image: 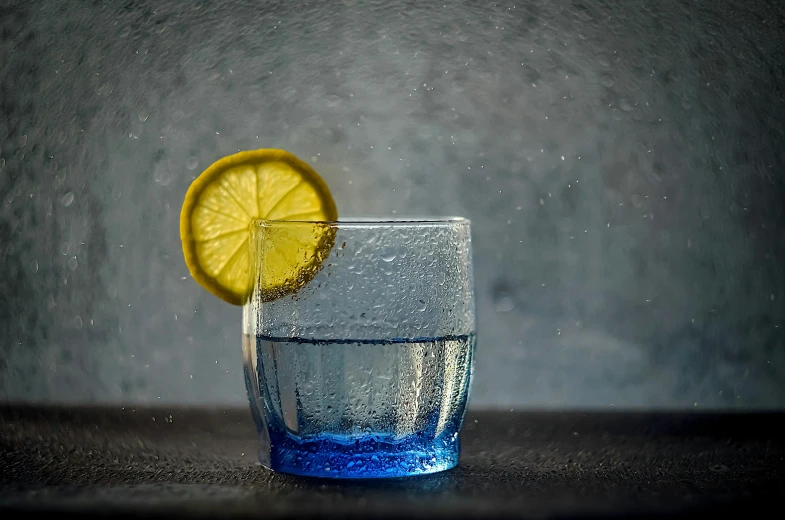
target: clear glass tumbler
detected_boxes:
[242,218,475,478]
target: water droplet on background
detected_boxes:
[61,192,75,207]
[326,95,342,108]
[494,296,516,313]
[153,161,175,186]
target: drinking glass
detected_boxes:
[242,218,475,478]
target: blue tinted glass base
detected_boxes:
[263,431,460,478]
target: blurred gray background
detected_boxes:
[1,0,784,409]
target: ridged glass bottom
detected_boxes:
[242,333,474,478]
[265,425,459,478]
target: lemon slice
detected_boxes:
[180,149,337,305]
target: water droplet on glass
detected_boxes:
[186,156,198,170]
[381,252,396,262]
[119,26,131,38]
[0,158,5,170]
[61,192,74,207]
[67,256,78,271]
[30,260,39,273]
[19,134,27,147]
[108,285,118,299]
[74,315,83,329]
[138,110,149,122]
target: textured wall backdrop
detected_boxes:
[1,0,784,408]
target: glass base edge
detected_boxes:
[259,439,460,479]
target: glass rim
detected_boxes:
[252,216,470,227]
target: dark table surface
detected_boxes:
[0,404,783,519]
